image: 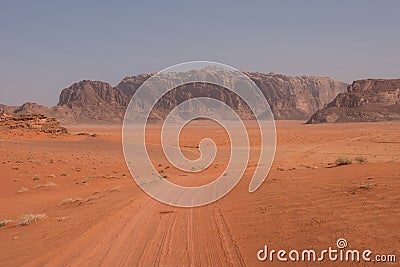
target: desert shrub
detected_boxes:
[59,198,83,206]
[16,187,29,194]
[334,157,353,166]
[32,175,41,181]
[33,182,57,190]
[0,219,13,227]
[354,156,367,163]
[83,196,98,203]
[18,214,47,226]
[106,185,121,192]
[359,183,373,189]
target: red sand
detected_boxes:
[0,121,399,266]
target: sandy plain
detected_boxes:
[0,120,399,266]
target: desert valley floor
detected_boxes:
[0,120,399,266]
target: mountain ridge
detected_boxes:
[0,71,348,123]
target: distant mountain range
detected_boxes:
[3,70,400,124]
[0,71,348,123]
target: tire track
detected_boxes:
[186,208,195,266]
[25,181,244,266]
[214,205,246,267]
[153,212,177,266]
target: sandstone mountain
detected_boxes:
[1,71,348,123]
[307,79,400,124]
[117,71,347,121]
[58,80,129,122]
[0,81,128,123]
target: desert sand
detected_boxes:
[0,120,399,266]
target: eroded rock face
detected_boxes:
[0,113,68,135]
[58,80,129,122]
[245,72,347,119]
[117,71,347,120]
[307,79,400,124]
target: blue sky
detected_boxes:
[1,1,399,106]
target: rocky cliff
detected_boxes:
[57,80,129,122]
[117,71,347,120]
[246,72,347,119]
[307,79,400,123]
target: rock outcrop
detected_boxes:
[0,104,17,114]
[307,79,400,123]
[0,102,76,123]
[0,113,68,135]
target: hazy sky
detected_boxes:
[1,1,399,106]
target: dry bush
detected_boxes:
[359,183,374,189]
[83,196,98,203]
[0,219,13,227]
[34,182,57,190]
[354,156,367,163]
[334,157,353,166]
[106,185,121,192]
[18,214,47,226]
[59,198,83,206]
[16,187,29,194]
[32,175,41,181]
